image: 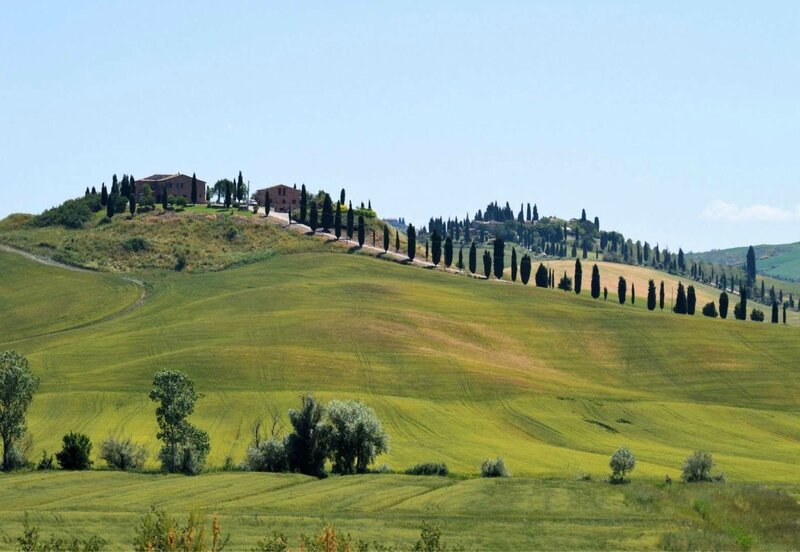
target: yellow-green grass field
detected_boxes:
[1,233,799,548]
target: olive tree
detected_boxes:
[149,370,210,475]
[609,446,636,483]
[681,450,717,482]
[325,400,389,474]
[0,351,39,471]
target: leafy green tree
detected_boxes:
[299,184,308,223]
[0,351,39,471]
[56,432,93,470]
[346,201,355,239]
[617,276,627,304]
[407,224,416,261]
[574,258,582,294]
[149,370,210,475]
[493,238,505,279]
[190,173,197,204]
[535,263,549,287]
[309,202,318,234]
[719,292,729,319]
[357,214,365,246]
[285,394,328,477]
[520,254,531,284]
[510,247,518,282]
[647,279,656,310]
[610,447,636,483]
[483,250,492,278]
[431,230,442,266]
[591,264,600,299]
[687,285,697,315]
[444,236,453,268]
[321,194,334,231]
[383,224,390,252]
[325,400,389,474]
[681,450,715,483]
[469,242,477,274]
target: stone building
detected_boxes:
[254,184,300,213]
[135,173,206,204]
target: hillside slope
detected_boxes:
[690,242,800,282]
[2,245,798,482]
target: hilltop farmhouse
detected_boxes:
[254,184,299,213]
[135,173,206,204]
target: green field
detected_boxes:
[690,242,800,283]
[1,216,800,549]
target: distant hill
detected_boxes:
[689,242,800,282]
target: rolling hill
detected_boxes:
[689,242,800,282]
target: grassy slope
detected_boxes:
[689,242,800,282]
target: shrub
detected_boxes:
[702,301,718,318]
[32,197,94,228]
[750,309,765,322]
[480,457,510,478]
[405,462,449,476]
[55,432,93,470]
[16,513,105,552]
[36,450,55,470]
[252,531,289,552]
[132,507,227,552]
[113,194,129,214]
[371,463,393,474]
[246,437,289,472]
[121,237,149,252]
[99,436,147,471]
[681,450,715,482]
[174,251,187,271]
[609,446,636,483]
[158,433,209,476]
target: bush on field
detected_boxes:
[121,237,149,252]
[252,531,289,552]
[405,462,449,476]
[609,446,636,483]
[702,301,718,318]
[681,450,723,483]
[32,196,98,228]
[17,513,105,552]
[100,435,148,471]
[37,450,55,470]
[132,507,227,552]
[55,432,93,470]
[750,309,765,322]
[480,457,510,478]
[246,437,289,473]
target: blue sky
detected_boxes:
[1,1,798,251]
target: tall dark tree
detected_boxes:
[224,181,232,208]
[334,202,342,239]
[535,263,549,288]
[674,283,688,314]
[264,192,271,218]
[510,247,518,282]
[285,394,328,477]
[772,301,779,323]
[659,281,665,311]
[574,258,582,294]
[395,229,400,253]
[321,194,334,231]
[0,351,40,471]
[431,230,442,266]
[746,245,756,286]
[120,175,130,199]
[340,188,346,205]
[594,216,600,231]
[309,201,318,234]
[444,236,453,268]
[237,171,245,202]
[357,214,365,247]
[191,173,198,204]
[782,302,787,324]
[631,282,635,304]
[469,242,477,274]
[457,247,464,270]
[591,264,600,299]
[346,201,355,239]
[581,208,587,222]
[425,241,429,261]
[111,174,119,196]
[100,183,108,206]
[299,184,308,224]
[129,194,136,216]
[482,250,492,278]
[520,254,531,284]
[407,224,416,261]
[735,285,748,320]
[526,203,532,221]
[532,204,539,221]
[647,280,656,310]
[493,238,505,279]
[677,248,686,272]
[617,276,627,305]
[687,285,697,315]
[383,224,390,252]
[106,194,116,218]
[719,291,729,319]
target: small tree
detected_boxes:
[480,457,510,478]
[687,285,697,315]
[617,276,627,305]
[56,432,93,470]
[574,258,582,294]
[647,279,657,310]
[431,230,442,266]
[482,250,492,278]
[139,185,155,211]
[309,202,318,234]
[659,281,665,310]
[357,215,365,247]
[325,400,389,474]
[285,394,328,477]
[0,351,39,471]
[321,193,334,231]
[468,242,477,274]
[718,292,729,319]
[100,435,147,471]
[535,263,549,287]
[750,308,765,322]
[681,450,715,482]
[493,238,505,279]
[407,225,416,261]
[190,173,198,204]
[591,264,600,299]
[129,194,137,216]
[264,192,271,218]
[557,272,572,291]
[395,229,400,253]
[383,224,390,252]
[609,446,636,483]
[772,301,779,323]
[674,282,687,314]
[510,247,518,282]
[520,254,531,285]
[444,236,453,268]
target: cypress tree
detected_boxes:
[395,229,400,253]
[772,301,779,323]
[191,173,198,204]
[510,247,518,282]
[346,201,354,239]
[111,174,119,196]
[674,283,688,314]
[425,241,429,262]
[262,192,270,218]
[129,194,136,216]
[618,276,627,305]
[519,254,531,284]
[334,202,342,239]
[106,194,116,218]
[162,186,169,210]
[431,230,442,266]
[340,188,346,205]
[91,186,97,195]
[407,224,416,261]
[594,216,599,231]
[101,183,108,206]
[535,263,548,288]
[84,186,90,197]
[483,250,492,278]
[526,203,531,221]
[574,258,582,294]
[746,245,756,286]
[383,224,390,252]
[444,236,453,268]
[659,281,665,310]
[309,201,318,234]
[581,208,586,222]
[457,247,464,270]
[631,282,635,304]
[687,285,697,315]
[300,184,308,223]
[237,171,245,202]
[224,181,232,208]
[734,285,748,320]
[719,292,729,319]
[783,302,787,324]
[591,264,600,299]
[469,242,477,274]
[604,287,608,301]
[321,194,334,231]
[760,280,765,301]
[493,238,505,279]
[647,279,656,310]
[357,215,365,246]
